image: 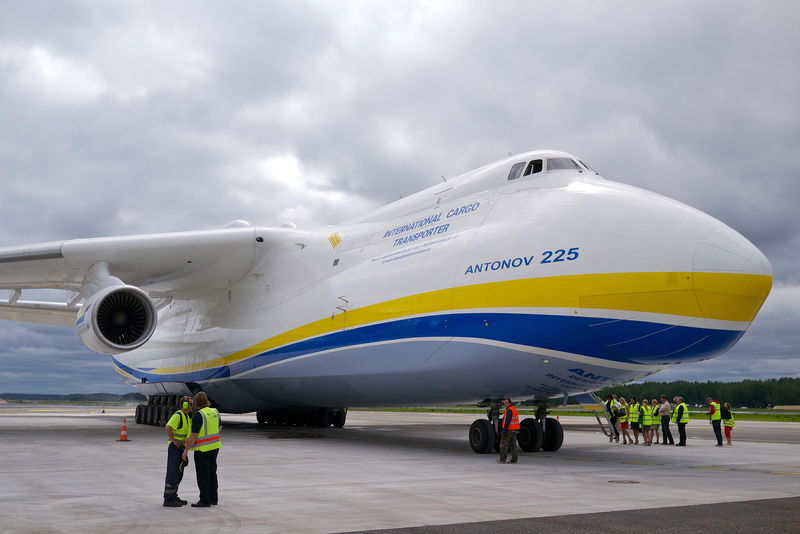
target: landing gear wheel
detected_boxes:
[518,418,544,452]
[134,404,144,425]
[332,408,347,428]
[256,410,267,425]
[469,419,496,454]
[542,417,564,451]
[313,408,333,428]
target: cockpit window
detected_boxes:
[579,160,599,174]
[507,162,525,181]
[547,158,581,171]
[524,159,543,176]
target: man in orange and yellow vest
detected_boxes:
[498,398,520,464]
[182,391,221,507]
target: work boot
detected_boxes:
[163,500,182,507]
[496,459,506,464]
[177,498,188,505]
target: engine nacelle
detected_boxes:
[76,285,158,355]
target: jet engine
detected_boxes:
[76,285,158,355]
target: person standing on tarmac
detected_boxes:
[618,397,632,445]
[650,399,661,444]
[707,397,724,447]
[640,399,652,446]
[497,398,520,464]
[721,401,736,446]
[672,396,689,446]
[659,395,674,445]
[163,396,194,507]
[182,392,221,507]
[629,397,641,444]
[605,394,620,443]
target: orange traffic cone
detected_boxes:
[117,417,131,442]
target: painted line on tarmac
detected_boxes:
[623,461,662,466]
[769,471,800,475]
[689,466,734,471]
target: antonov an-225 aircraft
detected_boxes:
[0,150,772,453]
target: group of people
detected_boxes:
[162,391,222,507]
[604,394,736,447]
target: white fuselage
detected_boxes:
[113,151,772,412]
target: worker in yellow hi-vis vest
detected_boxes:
[707,397,723,447]
[182,391,222,507]
[163,395,194,507]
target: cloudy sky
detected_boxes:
[0,1,797,394]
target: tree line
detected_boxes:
[596,378,800,408]
[0,392,146,402]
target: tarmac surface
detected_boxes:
[1,405,799,534]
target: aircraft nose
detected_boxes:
[691,224,773,323]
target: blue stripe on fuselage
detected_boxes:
[114,312,743,383]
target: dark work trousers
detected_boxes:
[499,431,518,463]
[194,448,219,505]
[677,422,687,445]
[712,419,723,445]
[163,443,187,502]
[661,416,674,444]
[609,415,620,440]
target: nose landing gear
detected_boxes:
[468,399,563,454]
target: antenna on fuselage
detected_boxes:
[440,175,447,183]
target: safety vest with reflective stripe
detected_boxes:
[642,405,653,426]
[618,406,628,423]
[192,407,221,452]
[166,410,192,444]
[710,401,721,421]
[723,412,736,428]
[629,403,640,423]
[505,406,520,431]
[672,403,689,424]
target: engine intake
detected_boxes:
[76,285,158,355]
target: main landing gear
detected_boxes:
[135,394,185,426]
[469,399,563,454]
[256,407,347,429]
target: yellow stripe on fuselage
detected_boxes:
[151,271,771,374]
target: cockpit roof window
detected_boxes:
[547,158,581,172]
[507,162,525,181]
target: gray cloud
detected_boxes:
[0,1,797,392]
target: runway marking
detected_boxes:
[769,471,800,475]
[622,461,662,466]
[690,466,734,471]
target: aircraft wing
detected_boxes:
[0,227,258,326]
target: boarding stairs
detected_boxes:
[572,392,616,439]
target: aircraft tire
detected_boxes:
[332,408,347,428]
[134,404,144,425]
[542,418,564,451]
[469,419,496,454]
[518,418,544,452]
[146,405,155,425]
[314,408,332,428]
[256,410,267,425]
